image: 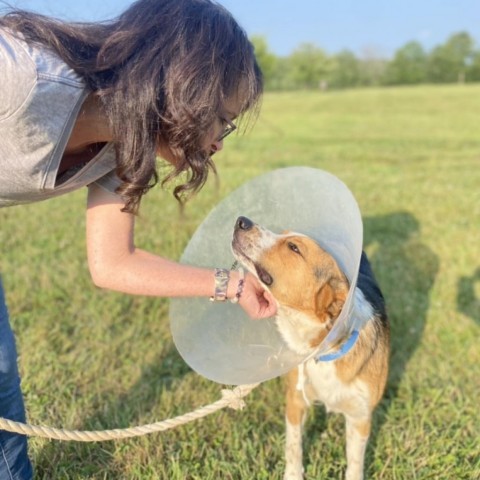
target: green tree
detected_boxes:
[467,50,480,81]
[250,35,278,89]
[269,56,296,90]
[287,43,331,89]
[427,32,475,83]
[328,50,361,89]
[357,47,388,86]
[384,41,427,85]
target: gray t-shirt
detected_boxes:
[0,27,121,208]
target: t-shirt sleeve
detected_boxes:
[91,169,124,196]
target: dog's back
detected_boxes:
[357,252,387,324]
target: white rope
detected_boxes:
[0,383,260,442]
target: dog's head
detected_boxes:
[232,216,349,330]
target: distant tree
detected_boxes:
[467,50,480,81]
[427,32,475,83]
[249,30,479,91]
[250,35,278,89]
[357,47,388,86]
[287,43,332,89]
[269,56,296,90]
[328,50,361,89]
[384,41,427,85]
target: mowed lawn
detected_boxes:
[0,84,479,479]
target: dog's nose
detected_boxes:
[236,216,254,231]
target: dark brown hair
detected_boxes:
[0,0,263,213]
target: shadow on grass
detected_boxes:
[362,211,439,474]
[457,267,480,324]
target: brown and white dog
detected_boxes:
[232,216,389,480]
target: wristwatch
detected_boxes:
[209,268,230,302]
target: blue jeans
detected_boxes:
[0,280,33,479]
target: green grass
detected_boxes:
[1,84,479,479]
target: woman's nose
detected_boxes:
[210,139,224,155]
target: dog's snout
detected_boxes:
[236,216,254,231]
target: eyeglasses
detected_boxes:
[217,117,237,142]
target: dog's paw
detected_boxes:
[345,466,364,480]
[283,466,304,480]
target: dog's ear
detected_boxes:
[314,279,348,324]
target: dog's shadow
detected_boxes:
[303,211,439,474]
[364,211,439,388]
[457,267,480,324]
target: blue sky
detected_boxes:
[6,0,480,58]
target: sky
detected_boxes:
[4,0,480,58]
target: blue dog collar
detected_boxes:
[315,329,360,362]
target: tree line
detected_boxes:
[252,32,480,90]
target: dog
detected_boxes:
[231,216,389,480]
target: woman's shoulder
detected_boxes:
[0,27,86,121]
[0,27,37,121]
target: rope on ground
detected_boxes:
[0,383,260,442]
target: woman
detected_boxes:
[0,0,276,476]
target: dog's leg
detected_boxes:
[284,367,308,480]
[344,415,371,480]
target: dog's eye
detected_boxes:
[288,242,301,254]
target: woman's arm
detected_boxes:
[86,184,277,318]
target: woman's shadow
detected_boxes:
[361,211,439,468]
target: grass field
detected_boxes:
[1,84,479,479]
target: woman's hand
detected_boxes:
[228,271,277,319]
[87,185,277,318]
